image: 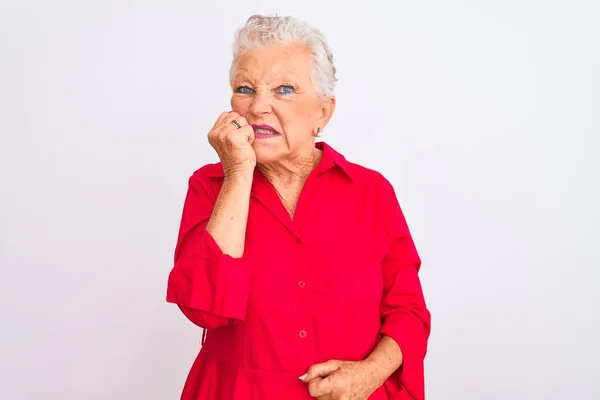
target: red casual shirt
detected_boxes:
[167,142,431,399]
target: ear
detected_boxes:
[316,95,336,129]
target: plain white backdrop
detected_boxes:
[1,1,599,399]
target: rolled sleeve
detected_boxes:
[166,170,253,327]
[379,180,431,399]
[167,228,252,321]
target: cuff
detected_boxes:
[381,314,428,400]
[167,230,252,321]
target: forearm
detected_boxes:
[365,335,404,389]
[205,172,253,257]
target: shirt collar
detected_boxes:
[313,141,354,180]
[204,141,354,181]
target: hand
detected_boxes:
[300,359,380,400]
[207,111,256,177]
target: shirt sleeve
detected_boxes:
[379,180,431,400]
[166,172,253,329]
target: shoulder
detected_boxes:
[188,162,224,188]
[191,162,224,179]
[343,160,414,238]
[343,158,397,196]
[185,162,224,198]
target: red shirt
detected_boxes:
[167,142,431,400]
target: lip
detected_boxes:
[252,124,281,139]
[252,124,279,133]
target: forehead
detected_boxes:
[233,45,312,82]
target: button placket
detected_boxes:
[295,240,311,352]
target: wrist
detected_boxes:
[223,168,254,183]
[361,359,387,391]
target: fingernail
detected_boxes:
[298,373,308,380]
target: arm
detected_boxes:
[206,172,253,257]
[363,335,403,386]
[378,180,431,399]
[301,180,430,400]
[301,338,402,399]
[166,170,254,329]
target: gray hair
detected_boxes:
[229,14,337,97]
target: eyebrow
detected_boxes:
[232,70,302,84]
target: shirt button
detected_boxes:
[298,280,306,288]
[299,329,307,338]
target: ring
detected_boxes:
[231,119,242,129]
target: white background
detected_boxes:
[1,1,599,399]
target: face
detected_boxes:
[230,45,335,164]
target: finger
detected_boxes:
[220,124,252,146]
[240,124,255,144]
[223,115,247,132]
[214,111,234,127]
[233,115,248,128]
[317,394,335,400]
[221,112,242,127]
[214,114,247,140]
[301,360,341,382]
[225,124,255,145]
[308,378,333,398]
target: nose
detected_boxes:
[249,91,272,117]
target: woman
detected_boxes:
[167,14,430,400]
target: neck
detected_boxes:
[258,146,323,188]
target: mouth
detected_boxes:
[252,124,281,139]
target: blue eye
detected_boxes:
[276,85,296,95]
[236,86,254,94]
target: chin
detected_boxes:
[253,143,283,165]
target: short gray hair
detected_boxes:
[229,14,337,97]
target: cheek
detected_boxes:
[230,96,249,114]
[276,100,310,127]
